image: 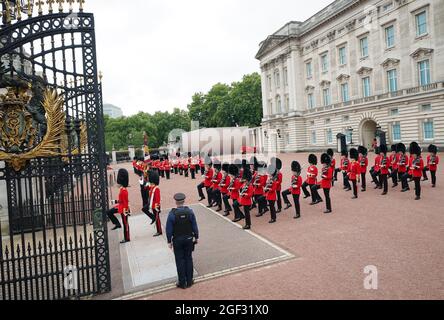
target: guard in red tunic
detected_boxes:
[189,153,197,180]
[282,161,303,219]
[274,158,283,213]
[209,162,223,211]
[236,168,255,230]
[389,145,399,188]
[302,154,321,205]
[164,155,171,180]
[370,147,382,189]
[397,143,409,192]
[219,163,232,216]
[142,170,163,237]
[423,144,439,187]
[327,149,336,187]
[340,150,351,191]
[348,148,360,199]
[197,157,214,205]
[229,165,245,223]
[253,162,268,216]
[264,164,280,224]
[311,154,334,214]
[410,142,424,200]
[107,169,131,243]
[379,145,390,195]
[159,157,165,178]
[358,146,368,192]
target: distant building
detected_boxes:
[103,104,123,118]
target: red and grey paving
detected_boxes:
[107,152,444,300]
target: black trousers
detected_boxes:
[243,205,251,227]
[361,173,367,190]
[190,169,196,180]
[141,185,149,207]
[212,189,222,207]
[165,170,170,180]
[201,167,205,176]
[423,168,437,185]
[268,200,277,221]
[312,186,331,211]
[351,180,358,197]
[370,169,380,187]
[107,208,121,227]
[380,174,388,193]
[174,167,179,174]
[310,184,323,203]
[173,237,194,287]
[160,170,165,178]
[283,190,300,217]
[334,168,340,181]
[414,177,421,198]
[391,169,398,186]
[233,200,245,220]
[401,172,411,190]
[343,172,351,189]
[222,194,232,212]
[276,191,282,210]
[257,195,268,214]
[302,182,312,199]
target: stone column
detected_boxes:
[128,146,135,160]
[260,68,269,117]
[0,161,9,237]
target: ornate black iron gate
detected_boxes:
[0,1,110,300]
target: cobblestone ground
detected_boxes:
[109,152,444,300]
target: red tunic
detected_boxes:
[116,187,129,214]
[229,178,242,200]
[347,161,360,181]
[427,155,439,172]
[390,153,398,170]
[411,157,424,178]
[340,158,350,171]
[358,155,368,174]
[320,166,334,189]
[373,155,381,173]
[219,175,231,194]
[305,165,318,185]
[211,172,222,190]
[398,154,409,173]
[289,175,302,195]
[238,183,254,206]
[380,156,390,175]
[149,186,161,211]
[254,174,267,195]
[408,155,415,176]
[203,168,214,187]
[265,178,279,201]
[276,172,283,191]
[331,158,336,170]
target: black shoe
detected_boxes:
[432,184,436,188]
[255,213,263,218]
[198,197,205,202]
[276,209,282,213]
[206,204,213,208]
[112,225,121,230]
[216,206,222,212]
[232,218,242,223]
[324,210,332,214]
[422,178,429,182]
[176,283,187,289]
[186,280,195,288]
[401,188,410,192]
[378,186,383,189]
[392,184,398,188]
[345,188,352,192]
[374,186,379,190]
[150,219,156,225]
[223,212,231,217]
[415,196,421,201]
[284,203,292,210]
[243,225,251,230]
[351,196,358,199]
[303,195,310,199]
[361,188,366,192]
[294,215,301,219]
[268,219,276,224]
[381,192,387,195]
[153,233,162,237]
[120,240,128,244]
[263,208,269,213]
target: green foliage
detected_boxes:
[104,73,262,151]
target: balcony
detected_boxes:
[305,81,444,114]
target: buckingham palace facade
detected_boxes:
[256,0,444,153]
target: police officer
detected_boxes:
[166,193,199,289]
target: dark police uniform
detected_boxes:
[166,193,199,289]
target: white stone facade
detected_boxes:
[256,0,444,152]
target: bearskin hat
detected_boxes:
[396,143,406,154]
[149,170,160,186]
[349,148,359,160]
[214,163,222,171]
[327,148,334,157]
[428,144,438,154]
[269,157,282,170]
[341,149,348,157]
[228,164,239,176]
[308,154,318,165]
[188,152,192,157]
[234,159,242,169]
[117,169,129,188]
[267,164,277,176]
[242,159,248,169]
[242,167,252,181]
[291,161,301,174]
[409,142,421,156]
[358,146,368,156]
[391,145,397,152]
[374,147,380,154]
[222,163,230,173]
[321,153,331,165]
[379,144,388,155]
[250,156,259,171]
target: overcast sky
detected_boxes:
[88,0,331,116]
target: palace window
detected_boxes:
[418,60,431,86]
[391,122,401,141]
[267,75,272,91]
[360,37,369,58]
[343,115,350,122]
[341,83,350,102]
[284,68,288,86]
[326,129,333,144]
[325,118,331,125]
[387,69,398,92]
[306,61,312,78]
[274,70,280,88]
[383,2,393,12]
[416,11,428,37]
[322,88,331,106]
[421,104,432,112]
[338,46,347,65]
[311,130,317,144]
[390,108,399,116]
[362,77,371,97]
[276,96,282,114]
[385,25,395,48]
[321,53,329,72]
[346,130,352,144]
[308,93,315,109]
[423,120,434,140]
